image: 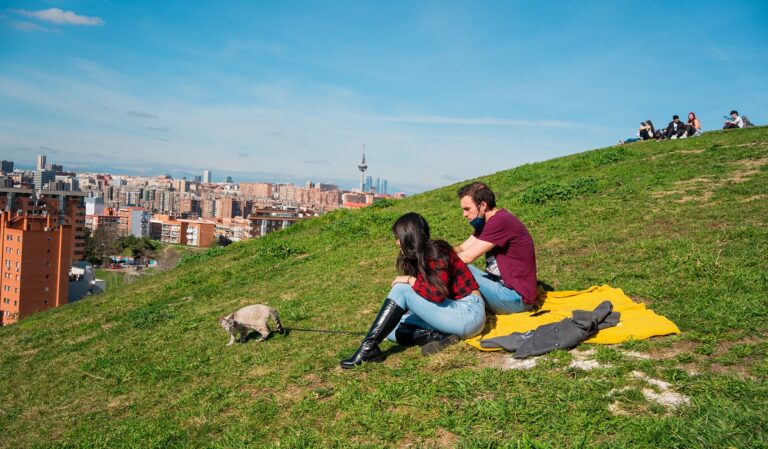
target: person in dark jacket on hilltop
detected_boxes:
[340,212,486,369]
[453,182,538,314]
[664,115,687,139]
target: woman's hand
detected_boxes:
[392,275,415,287]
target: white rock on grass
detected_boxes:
[631,370,690,410]
[569,359,607,370]
[502,358,538,370]
[641,388,690,409]
[569,349,611,370]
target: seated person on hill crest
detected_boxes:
[723,110,744,129]
[620,120,655,144]
[684,112,702,137]
[453,182,538,315]
[664,115,687,139]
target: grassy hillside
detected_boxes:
[1,128,766,448]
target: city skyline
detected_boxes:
[8,151,394,193]
[1,2,766,193]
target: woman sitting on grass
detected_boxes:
[340,212,486,369]
[684,112,702,137]
[619,120,655,145]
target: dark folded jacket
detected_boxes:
[480,300,620,358]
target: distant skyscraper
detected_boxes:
[203,170,211,183]
[36,155,46,171]
[0,160,13,174]
[357,145,368,191]
[382,180,388,195]
[365,176,373,193]
[375,177,380,194]
[33,170,55,190]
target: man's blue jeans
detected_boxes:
[468,265,527,315]
[384,283,486,342]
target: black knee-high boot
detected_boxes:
[340,298,405,369]
[395,322,448,346]
[395,323,461,356]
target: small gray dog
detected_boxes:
[219,304,284,346]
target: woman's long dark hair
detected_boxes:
[392,212,453,298]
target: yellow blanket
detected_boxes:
[466,285,680,351]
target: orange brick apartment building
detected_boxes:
[0,188,86,263]
[0,188,85,325]
[1,212,72,325]
[148,215,216,247]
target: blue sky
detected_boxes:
[1,1,766,192]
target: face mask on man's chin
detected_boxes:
[469,208,485,234]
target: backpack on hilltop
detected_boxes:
[742,116,755,127]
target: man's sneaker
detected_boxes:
[421,334,461,356]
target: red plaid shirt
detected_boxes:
[412,251,479,303]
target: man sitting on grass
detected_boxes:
[723,110,745,129]
[453,182,538,314]
[665,115,687,139]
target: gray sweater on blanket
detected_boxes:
[480,300,621,358]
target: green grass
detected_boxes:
[94,268,126,291]
[1,128,767,448]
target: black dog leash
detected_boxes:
[284,327,366,335]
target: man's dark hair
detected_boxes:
[457,182,496,209]
[731,110,739,116]
[673,115,679,120]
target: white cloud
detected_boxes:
[8,20,50,32]
[372,114,579,128]
[11,8,104,26]
[0,63,603,191]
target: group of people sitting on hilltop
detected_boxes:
[619,112,702,145]
[341,182,538,369]
[619,109,753,145]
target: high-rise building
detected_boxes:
[240,182,274,199]
[36,155,46,171]
[0,161,13,174]
[365,176,373,193]
[0,189,87,264]
[117,207,150,238]
[85,197,106,216]
[33,170,55,190]
[0,210,73,325]
[375,178,380,194]
[382,180,388,195]
[202,170,211,184]
[174,179,189,193]
[216,197,235,219]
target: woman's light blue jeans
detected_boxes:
[468,265,527,315]
[384,283,486,342]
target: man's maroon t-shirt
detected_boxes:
[474,209,537,304]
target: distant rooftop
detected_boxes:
[0,187,87,197]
